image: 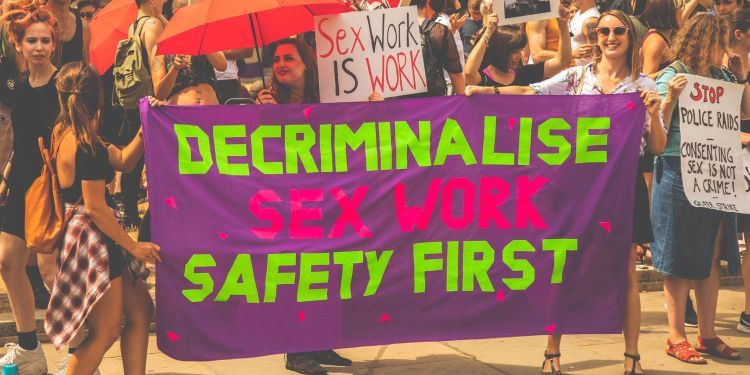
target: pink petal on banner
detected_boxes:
[495,290,505,302]
[303,106,314,120]
[217,231,229,240]
[544,323,556,334]
[163,197,177,210]
[599,221,611,232]
[378,314,391,323]
[508,118,516,130]
[166,331,181,341]
[298,311,305,321]
[626,102,636,110]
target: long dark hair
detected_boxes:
[729,8,750,46]
[54,62,104,154]
[638,0,678,32]
[271,38,319,104]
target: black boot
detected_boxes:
[312,349,352,366]
[685,295,698,327]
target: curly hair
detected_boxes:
[1,0,60,65]
[668,14,730,76]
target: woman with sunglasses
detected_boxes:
[652,13,749,364]
[467,10,664,375]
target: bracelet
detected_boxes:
[739,78,749,85]
[493,86,499,95]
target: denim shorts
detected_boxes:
[650,156,740,280]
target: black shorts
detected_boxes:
[632,172,654,245]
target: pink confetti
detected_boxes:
[378,314,391,323]
[495,290,505,303]
[626,102,636,110]
[298,311,305,321]
[598,221,611,232]
[507,118,516,130]
[217,231,229,240]
[166,331,181,341]
[544,323,556,334]
[163,197,177,210]
[303,106,314,120]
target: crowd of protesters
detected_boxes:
[0,0,748,374]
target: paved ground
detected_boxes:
[26,287,749,375]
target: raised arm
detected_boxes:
[542,6,573,78]
[464,13,497,85]
[206,51,227,72]
[526,20,557,63]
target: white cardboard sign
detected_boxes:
[494,0,561,26]
[678,74,750,213]
[314,7,427,103]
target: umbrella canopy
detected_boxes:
[88,0,138,74]
[156,0,351,56]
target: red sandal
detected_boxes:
[666,339,707,364]
[696,336,741,360]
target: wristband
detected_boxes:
[493,86,499,95]
[738,78,748,85]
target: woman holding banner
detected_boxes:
[726,7,750,334]
[466,10,666,375]
[651,13,749,364]
[463,5,572,88]
[48,62,159,375]
[255,37,353,375]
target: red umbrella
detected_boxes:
[156,0,351,56]
[87,0,138,74]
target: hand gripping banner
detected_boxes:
[141,94,644,361]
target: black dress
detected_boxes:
[0,71,59,239]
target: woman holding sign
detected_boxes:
[652,13,749,364]
[463,5,573,88]
[255,38,353,375]
[466,10,666,375]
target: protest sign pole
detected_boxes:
[249,13,266,89]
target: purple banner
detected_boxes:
[141,94,644,361]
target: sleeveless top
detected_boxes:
[61,142,115,204]
[642,29,671,72]
[60,15,83,66]
[165,55,217,98]
[525,19,560,56]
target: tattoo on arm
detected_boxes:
[584,20,598,43]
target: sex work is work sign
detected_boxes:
[141,94,644,361]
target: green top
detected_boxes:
[655,61,737,157]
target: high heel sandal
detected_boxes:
[624,353,644,375]
[541,351,562,375]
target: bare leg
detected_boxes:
[0,232,38,332]
[37,251,57,290]
[693,221,723,340]
[66,277,123,375]
[542,335,562,372]
[120,270,153,375]
[623,244,642,373]
[663,274,691,344]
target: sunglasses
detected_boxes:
[80,11,94,19]
[596,26,629,37]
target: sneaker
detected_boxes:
[0,343,48,375]
[738,311,750,333]
[685,297,698,327]
[54,353,101,375]
[313,349,352,366]
[285,353,327,375]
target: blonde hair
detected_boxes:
[593,10,641,83]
